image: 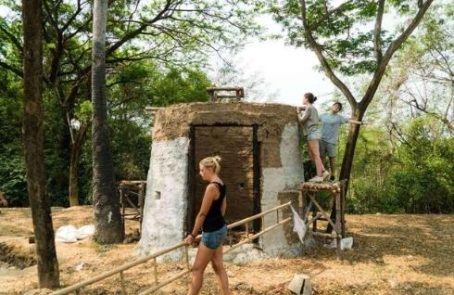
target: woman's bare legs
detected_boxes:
[188,244,215,295]
[211,246,229,295]
[307,143,315,162]
[307,140,325,176]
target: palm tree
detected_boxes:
[91,0,124,243]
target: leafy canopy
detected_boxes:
[269,0,421,75]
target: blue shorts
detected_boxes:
[202,225,227,250]
[306,128,321,141]
[319,140,337,157]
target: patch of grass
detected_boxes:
[91,241,117,255]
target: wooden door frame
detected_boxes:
[185,124,262,235]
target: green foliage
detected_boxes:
[0,57,212,206]
[146,67,211,106]
[344,125,396,213]
[78,139,93,206]
[1,0,260,207]
[0,72,27,206]
[109,121,150,181]
[106,62,211,185]
[384,117,454,213]
[0,153,27,206]
[269,0,418,75]
[0,154,27,206]
[347,116,454,214]
[75,101,92,124]
[84,63,211,205]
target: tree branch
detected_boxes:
[298,0,357,109]
[126,0,142,32]
[106,0,175,56]
[390,121,411,146]
[401,96,454,132]
[0,61,23,78]
[60,0,85,32]
[48,33,64,84]
[43,0,60,31]
[430,47,454,81]
[360,0,435,111]
[374,0,385,64]
[0,23,23,53]
[66,16,92,40]
[308,0,354,30]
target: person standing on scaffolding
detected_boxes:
[319,102,362,181]
[184,156,229,295]
[298,92,330,182]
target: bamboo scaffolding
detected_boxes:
[301,181,346,259]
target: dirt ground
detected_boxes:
[1,207,453,295]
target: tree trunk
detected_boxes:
[339,108,365,185]
[91,0,124,243]
[68,156,80,206]
[69,124,88,206]
[327,107,365,233]
[22,0,60,288]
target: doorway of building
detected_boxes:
[187,125,261,237]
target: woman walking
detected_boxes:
[184,156,229,295]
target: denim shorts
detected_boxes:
[319,140,337,157]
[202,225,227,250]
[306,127,321,141]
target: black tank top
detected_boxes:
[202,182,226,232]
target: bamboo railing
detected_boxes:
[50,201,292,295]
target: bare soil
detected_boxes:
[0,207,453,295]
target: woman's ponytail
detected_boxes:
[200,155,222,174]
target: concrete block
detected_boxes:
[288,273,312,295]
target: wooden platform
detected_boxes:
[301,180,347,258]
[119,180,146,231]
